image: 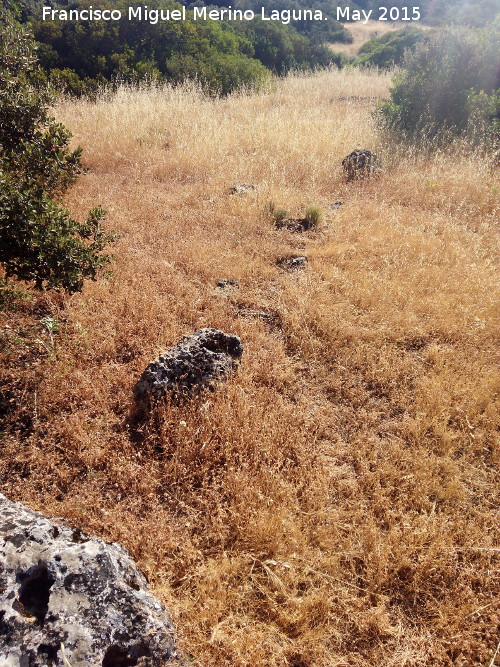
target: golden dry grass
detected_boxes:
[330,21,403,57]
[1,67,499,666]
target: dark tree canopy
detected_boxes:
[356,27,425,69]
[14,0,345,96]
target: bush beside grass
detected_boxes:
[18,0,342,96]
[377,26,500,148]
[356,27,425,69]
[0,8,116,293]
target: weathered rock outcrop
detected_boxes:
[229,183,257,195]
[276,256,307,271]
[216,280,239,289]
[0,494,184,666]
[135,328,243,401]
[275,217,315,233]
[342,149,380,182]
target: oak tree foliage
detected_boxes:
[0,8,116,293]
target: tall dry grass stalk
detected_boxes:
[1,67,499,666]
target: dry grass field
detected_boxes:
[1,67,499,666]
[330,21,403,57]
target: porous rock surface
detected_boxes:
[0,494,184,667]
[275,217,313,233]
[342,148,380,181]
[215,280,240,296]
[276,256,307,270]
[135,328,243,401]
[229,183,257,195]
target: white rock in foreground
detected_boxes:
[0,494,185,666]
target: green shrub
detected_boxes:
[377,26,500,145]
[165,50,269,96]
[0,10,116,293]
[34,68,106,99]
[21,0,341,95]
[356,27,425,69]
[273,208,289,224]
[233,19,340,75]
[466,89,500,147]
[304,206,322,228]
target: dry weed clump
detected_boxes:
[1,68,499,666]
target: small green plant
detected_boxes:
[273,208,289,224]
[268,202,289,225]
[41,316,59,346]
[36,316,60,355]
[304,205,322,228]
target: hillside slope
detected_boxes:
[1,68,499,665]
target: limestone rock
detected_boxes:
[216,280,239,289]
[229,184,257,195]
[215,280,240,297]
[0,493,185,667]
[276,256,307,271]
[274,217,313,233]
[135,328,243,401]
[214,280,240,299]
[342,149,380,182]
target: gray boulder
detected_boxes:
[274,217,314,233]
[135,328,243,401]
[216,280,239,289]
[229,183,257,195]
[342,149,380,182]
[0,494,185,667]
[276,256,307,271]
